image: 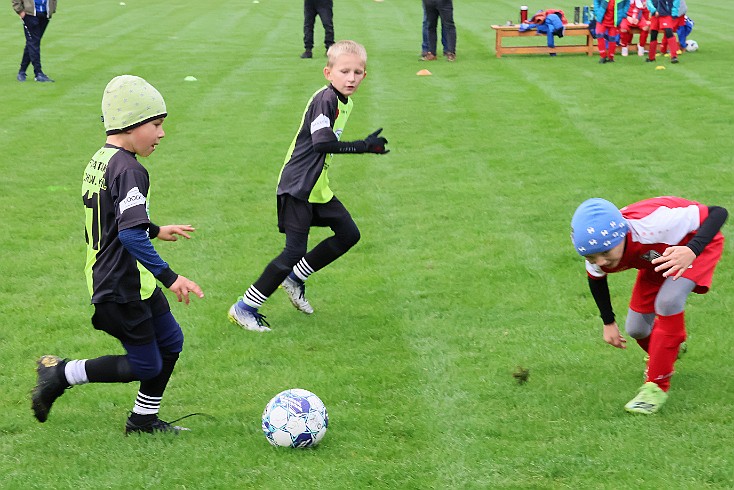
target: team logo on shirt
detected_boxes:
[119,186,146,214]
[311,114,331,134]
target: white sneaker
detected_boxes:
[228,302,271,332]
[280,276,314,314]
[637,44,645,56]
[621,46,629,57]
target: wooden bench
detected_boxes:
[491,23,594,58]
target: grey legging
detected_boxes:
[624,277,696,339]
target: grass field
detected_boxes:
[2,0,734,488]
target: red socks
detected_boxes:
[607,41,617,60]
[646,312,686,392]
[636,336,650,352]
[648,40,658,60]
[667,36,679,58]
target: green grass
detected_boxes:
[2,0,734,488]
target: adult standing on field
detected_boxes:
[422,0,457,61]
[12,0,56,82]
[571,197,727,415]
[301,0,334,59]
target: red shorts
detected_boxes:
[649,15,675,31]
[595,24,619,37]
[620,17,650,32]
[629,235,725,314]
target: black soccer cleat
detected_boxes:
[31,355,70,422]
[125,414,190,435]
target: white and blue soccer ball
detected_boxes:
[685,39,698,52]
[262,388,328,448]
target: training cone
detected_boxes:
[655,65,666,70]
[416,69,432,76]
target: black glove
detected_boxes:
[363,128,389,154]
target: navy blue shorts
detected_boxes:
[91,287,170,345]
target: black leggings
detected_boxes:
[252,213,360,297]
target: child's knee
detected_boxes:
[129,356,163,380]
[625,323,652,339]
[337,225,360,250]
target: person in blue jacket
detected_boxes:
[520,10,567,56]
[593,0,630,63]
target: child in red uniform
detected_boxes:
[619,0,650,56]
[593,0,630,63]
[647,0,681,63]
[571,197,727,414]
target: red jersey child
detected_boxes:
[619,0,650,56]
[571,197,727,414]
[593,0,630,63]
[647,0,681,63]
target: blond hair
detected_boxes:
[326,40,367,67]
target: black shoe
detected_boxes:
[34,73,54,82]
[607,58,615,63]
[125,413,190,435]
[300,50,313,59]
[671,57,679,64]
[17,72,26,82]
[598,57,608,64]
[31,355,70,422]
[645,58,655,63]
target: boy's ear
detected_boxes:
[323,66,330,79]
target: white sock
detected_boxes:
[64,359,89,385]
[293,258,314,282]
[132,392,161,415]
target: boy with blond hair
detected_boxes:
[229,40,389,332]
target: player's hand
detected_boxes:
[364,128,389,154]
[603,322,627,349]
[652,245,695,279]
[157,225,195,241]
[168,275,204,305]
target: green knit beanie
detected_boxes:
[101,75,167,135]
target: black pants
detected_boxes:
[20,14,50,75]
[423,0,456,55]
[253,196,360,297]
[303,0,334,51]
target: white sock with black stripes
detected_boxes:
[292,258,314,283]
[132,391,162,416]
[242,285,267,310]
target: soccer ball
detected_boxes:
[685,40,698,52]
[262,388,328,448]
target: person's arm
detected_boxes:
[118,225,178,287]
[686,206,728,255]
[652,206,728,278]
[588,275,627,349]
[588,275,614,325]
[312,128,389,154]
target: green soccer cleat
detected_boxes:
[624,382,668,415]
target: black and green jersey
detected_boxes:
[277,84,353,203]
[82,145,155,303]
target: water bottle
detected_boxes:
[574,7,580,24]
[520,6,528,23]
[582,5,589,24]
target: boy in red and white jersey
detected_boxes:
[619,0,650,56]
[571,197,727,414]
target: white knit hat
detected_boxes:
[101,75,167,134]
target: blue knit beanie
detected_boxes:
[571,198,627,256]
